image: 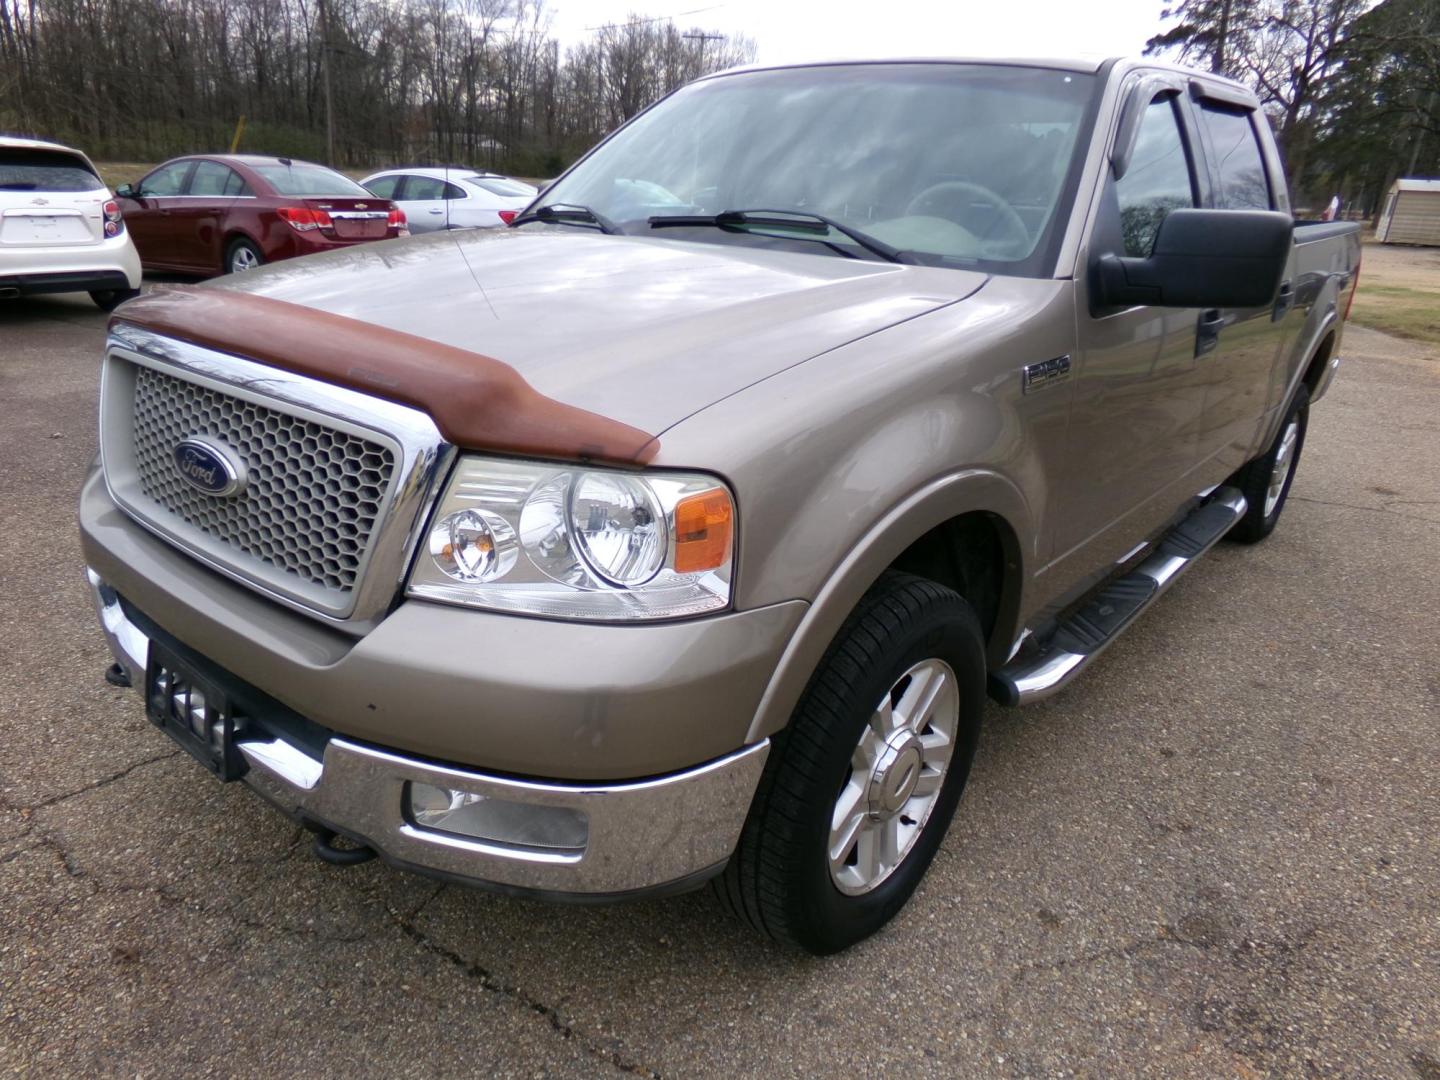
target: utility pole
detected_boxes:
[682,31,723,72]
[318,0,335,166]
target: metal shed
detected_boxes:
[1377,178,1440,245]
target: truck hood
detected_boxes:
[212,227,988,435]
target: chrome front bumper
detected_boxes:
[88,571,769,897]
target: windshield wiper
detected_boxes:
[648,209,909,264]
[511,202,621,235]
[0,182,39,190]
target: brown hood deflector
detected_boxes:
[111,286,659,465]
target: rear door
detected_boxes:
[1054,81,1212,564]
[393,174,452,232]
[122,161,195,266]
[168,160,246,271]
[0,146,109,253]
[1187,95,1295,474]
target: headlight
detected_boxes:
[406,455,734,620]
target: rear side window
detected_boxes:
[1114,95,1197,257]
[250,163,370,197]
[1198,105,1271,210]
[0,148,102,192]
[402,176,467,201]
[364,175,401,199]
[190,161,247,197]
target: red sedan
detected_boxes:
[115,155,408,276]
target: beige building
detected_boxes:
[1377,178,1440,245]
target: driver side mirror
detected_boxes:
[115,183,137,198]
[1094,208,1292,309]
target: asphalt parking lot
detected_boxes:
[1,291,1437,1078]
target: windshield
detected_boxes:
[250,162,371,197]
[0,148,102,192]
[535,63,1097,275]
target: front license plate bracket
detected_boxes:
[145,642,249,782]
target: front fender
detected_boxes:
[742,468,1032,742]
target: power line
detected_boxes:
[581,5,723,32]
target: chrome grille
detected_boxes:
[131,364,396,594]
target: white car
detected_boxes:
[359,168,537,233]
[0,136,143,310]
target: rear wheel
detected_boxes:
[1228,384,1309,544]
[225,238,263,274]
[89,287,140,311]
[715,571,985,954]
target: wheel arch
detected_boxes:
[745,470,1032,744]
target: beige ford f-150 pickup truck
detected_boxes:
[81,57,1362,954]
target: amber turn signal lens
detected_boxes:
[673,488,733,574]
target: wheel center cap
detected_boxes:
[869,731,923,816]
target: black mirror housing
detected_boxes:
[115,183,136,198]
[1095,209,1293,309]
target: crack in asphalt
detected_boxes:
[386,909,664,1078]
[26,749,182,811]
[1290,494,1440,523]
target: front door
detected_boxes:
[1051,87,1211,568]
[121,161,195,268]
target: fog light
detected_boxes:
[406,782,588,852]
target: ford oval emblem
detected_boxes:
[173,438,246,497]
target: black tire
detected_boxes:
[1228,384,1310,544]
[224,237,264,274]
[89,287,140,311]
[715,571,985,954]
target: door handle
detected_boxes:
[1195,309,1225,357]
[428,208,444,214]
[1272,279,1295,321]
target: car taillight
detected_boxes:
[102,199,124,237]
[277,207,333,233]
[388,208,409,235]
[498,210,517,225]
[1343,260,1361,321]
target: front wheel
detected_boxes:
[715,571,985,954]
[224,238,264,274]
[1228,384,1310,544]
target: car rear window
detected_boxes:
[250,162,371,197]
[0,148,102,192]
[468,177,534,197]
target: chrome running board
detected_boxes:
[991,486,1247,706]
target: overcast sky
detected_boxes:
[546,0,1164,64]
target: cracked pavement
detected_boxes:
[2,290,1438,1077]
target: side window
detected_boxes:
[1198,105,1272,210]
[140,161,193,197]
[442,181,467,201]
[364,175,401,199]
[403,176,449,201]
[1114,95,1197,257]
[189,161,241,197]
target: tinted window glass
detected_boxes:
[1114,96,1196,257]
[364,175,400,198]
[140,161,193,196]
[402,175,449,200]
[1199,105,1271,209]
[250,162,370,197]
[190,161,245,197]
[0,148,101,192]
